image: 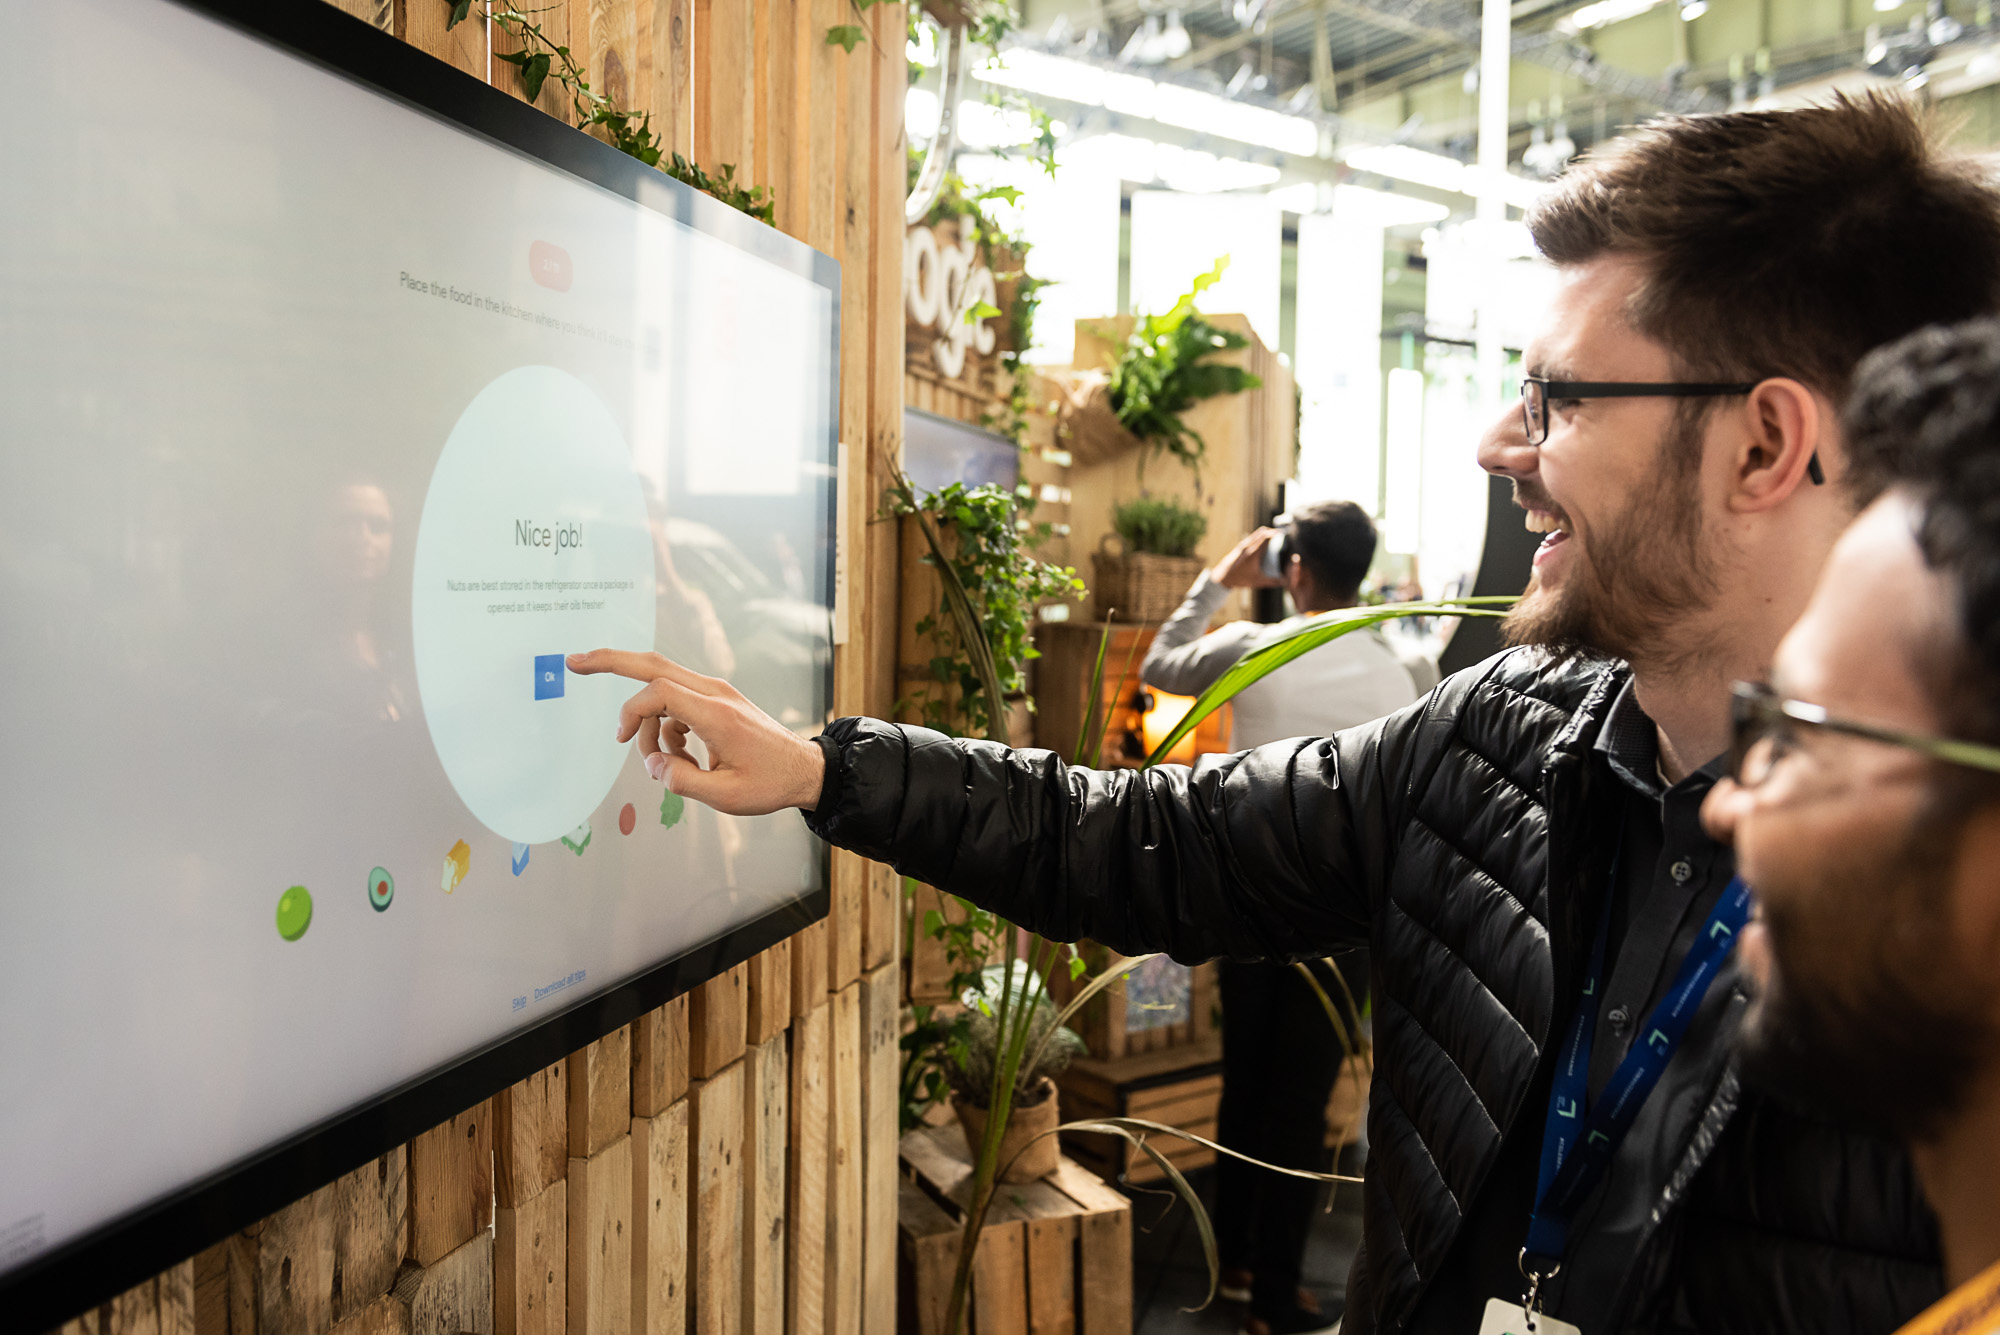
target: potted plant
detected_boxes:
[945,980,1085,1182]
[1094,495,1210,624]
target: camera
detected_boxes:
[1259,520,1293,581]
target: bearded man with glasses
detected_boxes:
[1704,319,2000,1335]
[569,97,1999,1334]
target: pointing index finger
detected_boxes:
[568,649,706,689]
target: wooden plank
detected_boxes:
[690,1061,747,1335]
[804,0,842,254]
[1012,1187,1081,1335]
[827,855,864,991]
[589,0,642,113]
[745,940,793,1047]
[496,1180,566,1335]
[790,918,830,1019]
[192,1242,240,1335]
[330,1151,409,1322]
[568,1137,635,1335]
[647,0,694,157]
[497,1060,569,1208]
[396,0,487,79]
[1046,1164,1130,1335]
[861,861,898,976]
[633,1101,691,1335]
[323,0,394,31]
[827,983,864,1335]
[896,1177,958,1335]
[969,1212,1028,1335]
[633,994,691,1117]
[742,1034,789,1335]
[764,0,806,240]
[327,1293,410,1335]
[95,1262,197,1335]
[861,0,906,740]
[689,963,748,1079]
[409,1102,494,1268]
[395,1232,494,1335]
[786,1003,830,1335]
[693,0,756,172]
[861,962,900,1327]
[570,1026,635,1159]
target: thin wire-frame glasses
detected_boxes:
[1727,681,2000,788]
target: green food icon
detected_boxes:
[368,866,395,912]
[276,885,313,941]
[562,821,592,855]
[660,790,685,830]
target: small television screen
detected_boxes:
[0,0,837,1308]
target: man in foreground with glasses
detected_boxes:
[571,97,1999,1333]
[1703,319,2000,1335]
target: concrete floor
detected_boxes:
[1130,1145,1367,1335]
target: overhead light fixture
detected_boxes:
[1874,0,1904,11]
[1343,143,1468,193]
[1333,183,1451,226]
[1565,0,1663,29]
[1679,0,1707,19]
[976,50,1319,157]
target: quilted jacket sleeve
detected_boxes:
[800,694,1435,963]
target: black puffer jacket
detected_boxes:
[805,649,1941,1333]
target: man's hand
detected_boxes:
[1212,527,1283,590]
[565,650,827,815]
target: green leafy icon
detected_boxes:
[660,789,685,830]
[275,886,313,942]
[562,821,592,856]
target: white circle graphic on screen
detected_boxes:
[412,366,657,844]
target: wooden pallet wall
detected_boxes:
[50,0,905,1331]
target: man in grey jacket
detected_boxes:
[1144,500,1421,1334]
[573,97,1996,1333]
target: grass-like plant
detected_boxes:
[1106,258,1263,477]
[1113,495,1208,558]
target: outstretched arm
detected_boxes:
[567,648,1399,962]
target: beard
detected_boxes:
[1501,409,1720,668]
[1737,798,2000,1140]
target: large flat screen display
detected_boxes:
[0,0,837,1314]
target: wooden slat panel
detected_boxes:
[764,0,807,239]
[693,0,756,172]
[690,1062,747,1335]
[969,1213,1029,1335]
[497,1060,569,1208]
[568,1138,635,1335]
[588,0,642,112]
[785,1002,830,1335]
[397,1,486,78]
[646,0,694,156]
[791,918,830,1020]
[1046,1163,1131,1335]
[827,983,864,1335]
[745,940,792,1047]
[860,962,900,1326]
[632,1100,691,1335]
[828,856,864,992]
[409,1103,494,1269]
[633,993,691,1117]
[323,0,394,30]
[496,1180,566,1335]
[689,962,748,1079]
[571,1026,635,1159]
[400,1232,494,1335]
[327,1293,409,1335]
[804,0,842,254]
[742,1034,789,1335]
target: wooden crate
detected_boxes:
[1031,623,1230,767]
[1055,1038,1224,1186]
[1039,943,1220,1065]
[897,1124,1132,1335]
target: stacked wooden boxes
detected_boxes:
[895,1125,1131,1335]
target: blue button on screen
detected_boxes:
[534,653,565,700]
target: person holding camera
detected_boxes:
[1141,500,1423,1335]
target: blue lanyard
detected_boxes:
[1522,869,1752,1268]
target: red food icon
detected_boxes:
[619,803,636,836]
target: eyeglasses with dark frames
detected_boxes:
[1519,377,1824,485]
[1727,681,2000,788]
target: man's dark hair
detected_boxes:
[1845,319,2000,746]
[1530,95,2000,410]
[1289,500,1376,601]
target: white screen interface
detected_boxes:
[0,0,835,1274]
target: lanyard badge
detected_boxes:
[1504,871,1752,1329]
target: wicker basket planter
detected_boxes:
[1052,370,1145,467]
[1091,537,1204,625]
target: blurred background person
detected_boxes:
[1705,320,2000,1335]
[1142,500,1422,1335]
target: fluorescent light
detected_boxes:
[1154,144,1282,192]
[1269,181,1323,213]
[1333,183,1450,226]
[1566,0,1661,28]
[1343,144,1468,193]
[1678,0,1707,18]
[1153,83,1319,155]
[906,87,940,140]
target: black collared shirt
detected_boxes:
[1408,681,1737,1333]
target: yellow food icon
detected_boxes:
[441,839,471,893]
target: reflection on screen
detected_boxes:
[0,0,834,1274]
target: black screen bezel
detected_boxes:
[0,0,840,1324]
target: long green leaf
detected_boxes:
[1142,598,1516,765]
[1018,950,1160,1082]
[1072,617,1116,766]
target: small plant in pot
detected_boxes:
[945,985,1086,1182]
[1096,495,1210,624]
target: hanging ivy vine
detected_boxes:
[444,2,774,223]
